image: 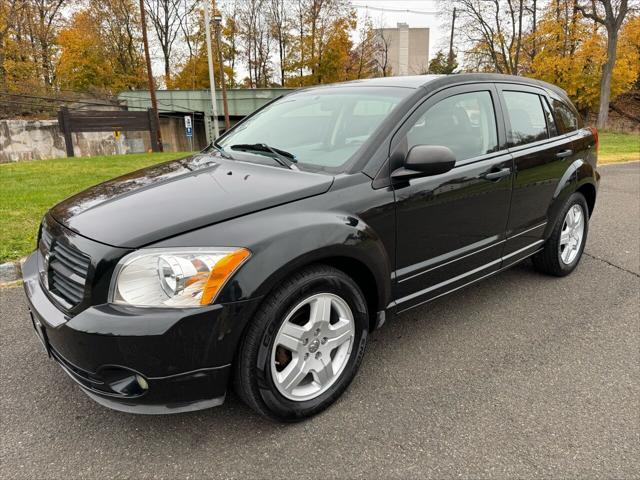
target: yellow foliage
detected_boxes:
[167,6,235,90]
[55,2,146,94]
[286,10,358,87]
[56,11,114,91]
[526,1,639,111]
[168,50,234,90]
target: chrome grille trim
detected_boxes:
[39,222,91,309]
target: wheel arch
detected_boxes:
[547,159,597,235]
[316,256,381,332]
[576,182,596,217]
[251,249,387,333]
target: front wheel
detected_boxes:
[533,192,589,276]
[233,265,368,421]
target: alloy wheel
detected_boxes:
[270,293,355,402]
[559,204,585,265]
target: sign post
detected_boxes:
[114,129,123,154]
[184,115,193,152]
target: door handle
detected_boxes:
[556,149,573,159]
[483,167,511,181]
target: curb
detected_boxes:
[0,258,26,286]
[599,158,640,166]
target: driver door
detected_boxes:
[391,84,513,313]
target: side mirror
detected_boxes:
[391,145,456,181]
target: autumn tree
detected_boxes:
[314,14,355,83]
[279,0,357,86]
[0,0,67,91]
[91,0,146,90]
[56,1,146,94]
[308,0,354,83]
[169,4,235,90]
[0,0,25,90]
[56,11,111,91]
[575,0,630,127]
[27,0,67,86]
[222,12,240,85]
[269,0,291,86]
[428,50,458,74]
[0,0,54,117]
[524,0,638,119]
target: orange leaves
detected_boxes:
[525,1,639,111]
[55,0,146,94]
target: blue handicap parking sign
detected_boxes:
[185,127,193,138]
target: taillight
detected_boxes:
[589,126,599,152]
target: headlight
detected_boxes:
[109,247,250,308]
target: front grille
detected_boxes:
[40,225,53,248]
[39,222,91,309]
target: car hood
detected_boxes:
[50,154,334,248]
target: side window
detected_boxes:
[406,91,498,161]
[503,91,548,146]
[552,99,580,134]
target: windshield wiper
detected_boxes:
[230,143,299,170]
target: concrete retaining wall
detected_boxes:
[0,117,202,163]
[0,119,130,162]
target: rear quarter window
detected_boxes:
[552,99,582,134]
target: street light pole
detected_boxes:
[139,0,163,151]
[447,7,457,72]
[204,1,220,140]
[213,13,230,131]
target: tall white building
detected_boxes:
[376,23,430,76]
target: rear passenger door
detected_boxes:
[496,84,578,267]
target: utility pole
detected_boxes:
[447,7,457,73]
[139,0,163,151]
[213,11,230,131]
[204,1,220,140]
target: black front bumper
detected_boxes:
[22,252,262,414]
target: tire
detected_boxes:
[533,192,589,276]
[233,264,369,421]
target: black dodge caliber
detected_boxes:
[23,74,599,421]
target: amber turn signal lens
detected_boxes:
[200,248,251,305]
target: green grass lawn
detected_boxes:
[0,152,191,264]
[599,131,640,164]
[0,132,638,264]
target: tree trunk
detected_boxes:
[0,31,6,89]
[597,27,618,128]
[531,0,537,58]
[279,35,285,86]
[164,55,170,85]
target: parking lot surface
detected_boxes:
[1,162,638,479]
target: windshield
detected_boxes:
[217,86,412,172]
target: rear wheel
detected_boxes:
[234,265,368,421]
[533,192,589,276]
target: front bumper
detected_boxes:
[22,252,262,414]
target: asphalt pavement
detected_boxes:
[1,161,638,479]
